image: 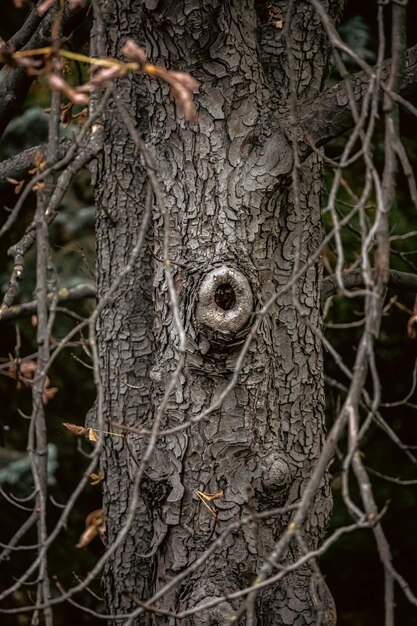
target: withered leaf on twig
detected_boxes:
[5,178,25,194]
[63,422,124,441]
[63,422,86,436]
[89,471,104,486]
[76,509,105,548]
[9,359,58,404]
[63,422,99,441]
[195,490,224,517]
[122,39,199,123]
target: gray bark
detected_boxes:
[94,1,343,623]
[93,1,156,611]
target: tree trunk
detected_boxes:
[94,1,343,623]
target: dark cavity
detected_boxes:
[215,284,236,311]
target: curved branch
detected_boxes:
[2,3,44,59]
[0,284,95,322]
[0,139,72,191]
[300,43,417,151]
[0,3,88,137]
[321,269,417,306]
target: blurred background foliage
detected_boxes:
[320,3,417,625]
[0,1,417,624]
[0,3,99,624]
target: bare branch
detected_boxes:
[0,2,88,136]
[322,269,417,306]
[299,43,417,152]
[0,284,95,322]
[0,139,72,191]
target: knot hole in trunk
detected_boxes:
[195,266,253,340]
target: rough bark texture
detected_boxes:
[93,1,156,612]
[94,1,343,624]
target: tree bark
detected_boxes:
[94,1,343,623]
[93,1,156,613]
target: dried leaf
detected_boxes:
[195,489,223,517]
[153,68,199,123]
[0,46,42,70]
[42,386,58,404]
[74,108,88,127]
[37,0,56,16]
[90,65,124,86]
[46,73,90,105]
[75,524,99,549]
[88,428,99,442]
[122,39,147,68]
[62,422,123,440]
[32,182,46,192]
[89,471,104,485]
[196,490,224,502]
[11,360,58,404]
[76,509,105,548]
[169,71,199,94]
[122,38,199,122]
[268,5,283,28]
[60,102,73,127]
[18,360,37,381]
[28,151,46,175]
[63,422,87,436]
[5,178,25,194]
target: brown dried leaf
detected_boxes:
[46,73,90,105]
[42,386,58,404]
[195,490,222,516]
[28,151,46,175]
[196,490,224,502]
[76,509,105,548]
[122,39,147,68]
[63,422,87,436]
[19,360,37,381]
[75,524,99,549]
[5,178,25,194]
[10,360,58,404]
[268,5,283,26]
[37,0,56,17]
[122,38,199,122]
[0,47,43,70]
[160,70,199,123]
[60,102,73,127]
[168,71,199,94]
[89,471,104,486]
[90,65,124,86]
[88,428,99,442]
[74,108,88,127]
[32,182,46,192]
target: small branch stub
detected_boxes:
[195,266,254,338]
